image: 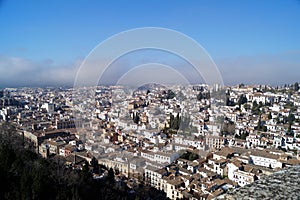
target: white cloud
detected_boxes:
[0,54,80,87]
[0,51,299,87]
[216,51,300,86]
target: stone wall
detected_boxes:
[217,165,300,200]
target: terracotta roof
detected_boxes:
[249,149,280,159]
[214,147,235,157]
[285,158,300,165]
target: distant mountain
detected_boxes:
[137,83,166,91]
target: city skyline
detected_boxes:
[1,0,300,87]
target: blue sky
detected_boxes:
[0,0,300,86]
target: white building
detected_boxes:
[232,170,256,187]
[249,150,282,169]
[141,150,179,164]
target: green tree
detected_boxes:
[90,157,99,174]
[133,113,140,124]
[253,101,258,108]
[287,113,295,124]
[237,95,247,106]
[294,82,299,91]
[268,112,272,119]
[166,90,176,99]
[188,153,199,161]
[20,169,33,200]
[81,160,91,180]
[197,92,203,101]
[243,103,251,111]
[175,113,180,130]
[107,167,115,184]
[257,117,262,131]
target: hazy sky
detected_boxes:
[0,0,300,87]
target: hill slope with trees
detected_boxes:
[0,123,167,200]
